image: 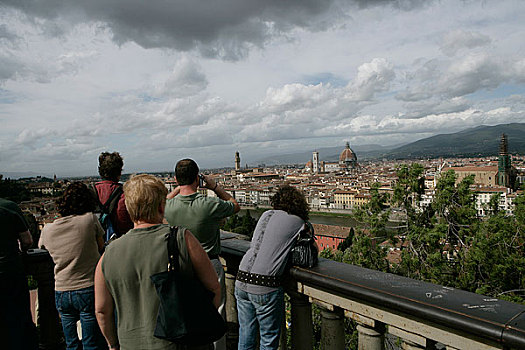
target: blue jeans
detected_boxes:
[55,286,106,350]
[235,287,284,350]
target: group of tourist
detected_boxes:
[1,151,314,350]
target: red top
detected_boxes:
[95,180,133,236]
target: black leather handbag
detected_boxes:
[150,227,226,345]
[291,221,318,268]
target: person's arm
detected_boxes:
[94,255,120,350]
[185,230,221,308]
[96,235,105,253]
[166,186,181,199]
[203,175,240,213]
[18,230,33,251]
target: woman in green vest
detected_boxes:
[94,174,220,350]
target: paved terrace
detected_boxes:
[25,232,525,350]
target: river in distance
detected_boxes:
[238,208,358,227]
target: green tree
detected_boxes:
[222,210,257,237]
[459,193,525,302]
[397,170,477,286]
[326,183,391,273]
[486,193,501,216]
[337,227,355,251]
[0,179,31,202]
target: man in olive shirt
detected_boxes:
[165,159,240,350]
[0,198,38,349]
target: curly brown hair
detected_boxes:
[57,182,97,217]
[270,185,309,221]
[98,152,123,181]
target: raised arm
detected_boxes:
[203,175,240,213]
[94,255,120,350]
[166,186,181,200]
[185,230,221,308]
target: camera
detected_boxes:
[198,174,205,188]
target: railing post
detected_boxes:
[320,306,345,350]
[289,291,313,349]
[224,268,238,325]
[357,323,385,350]
[223,256,239,349]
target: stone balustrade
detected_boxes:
[220,231,525,350]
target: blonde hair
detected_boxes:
[124,174,168,223]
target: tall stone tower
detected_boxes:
[312,151,319,173]
[498,134,511,187]
[235,151,241,171]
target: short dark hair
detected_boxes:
[270,185,309,221]
[57,182,97,217]
[98,152,123,181]
[175,159,199,185]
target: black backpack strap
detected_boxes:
[167,226,180,272]
[101,185,123,214]
[90,183,102,208]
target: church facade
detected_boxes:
[307,142,359,174]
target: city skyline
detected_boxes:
[1,0,525,176]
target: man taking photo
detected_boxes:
[164,158,240,350]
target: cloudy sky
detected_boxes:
[1,0,525,176]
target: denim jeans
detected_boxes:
[235,287,284,350]
[55,286,106,350]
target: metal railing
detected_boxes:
[220,231,525,350]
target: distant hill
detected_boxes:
[0,171,54,180]
[384,123,525,159]
[255,123,525,166]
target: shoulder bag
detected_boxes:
[150,226,226,345]
[291,221,319,268]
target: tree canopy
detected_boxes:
[330,164,525,303]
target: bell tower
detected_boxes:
[235,151,241,171]
[498,134,511,187]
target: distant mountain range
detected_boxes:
[384,123,525,159]
[0,171,54,180]
[255,123,525,165]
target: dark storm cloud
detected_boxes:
[353,0,427,10]
[0,0,347,60]
[0,0,433,60]
[0,23,19,43]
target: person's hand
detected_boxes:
[203,175,217,191]
[167,186,181,199]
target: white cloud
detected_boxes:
[348,58,395,101]
[440,30,491,56]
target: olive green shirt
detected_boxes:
[102,224,201,350]
[164,192,235,256]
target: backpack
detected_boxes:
[91,183,124,242]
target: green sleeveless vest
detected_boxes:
[102,224,207,350]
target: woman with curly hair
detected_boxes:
[39,182,106,349]
[235,185,313,350]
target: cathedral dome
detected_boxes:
[339,142,357,163]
